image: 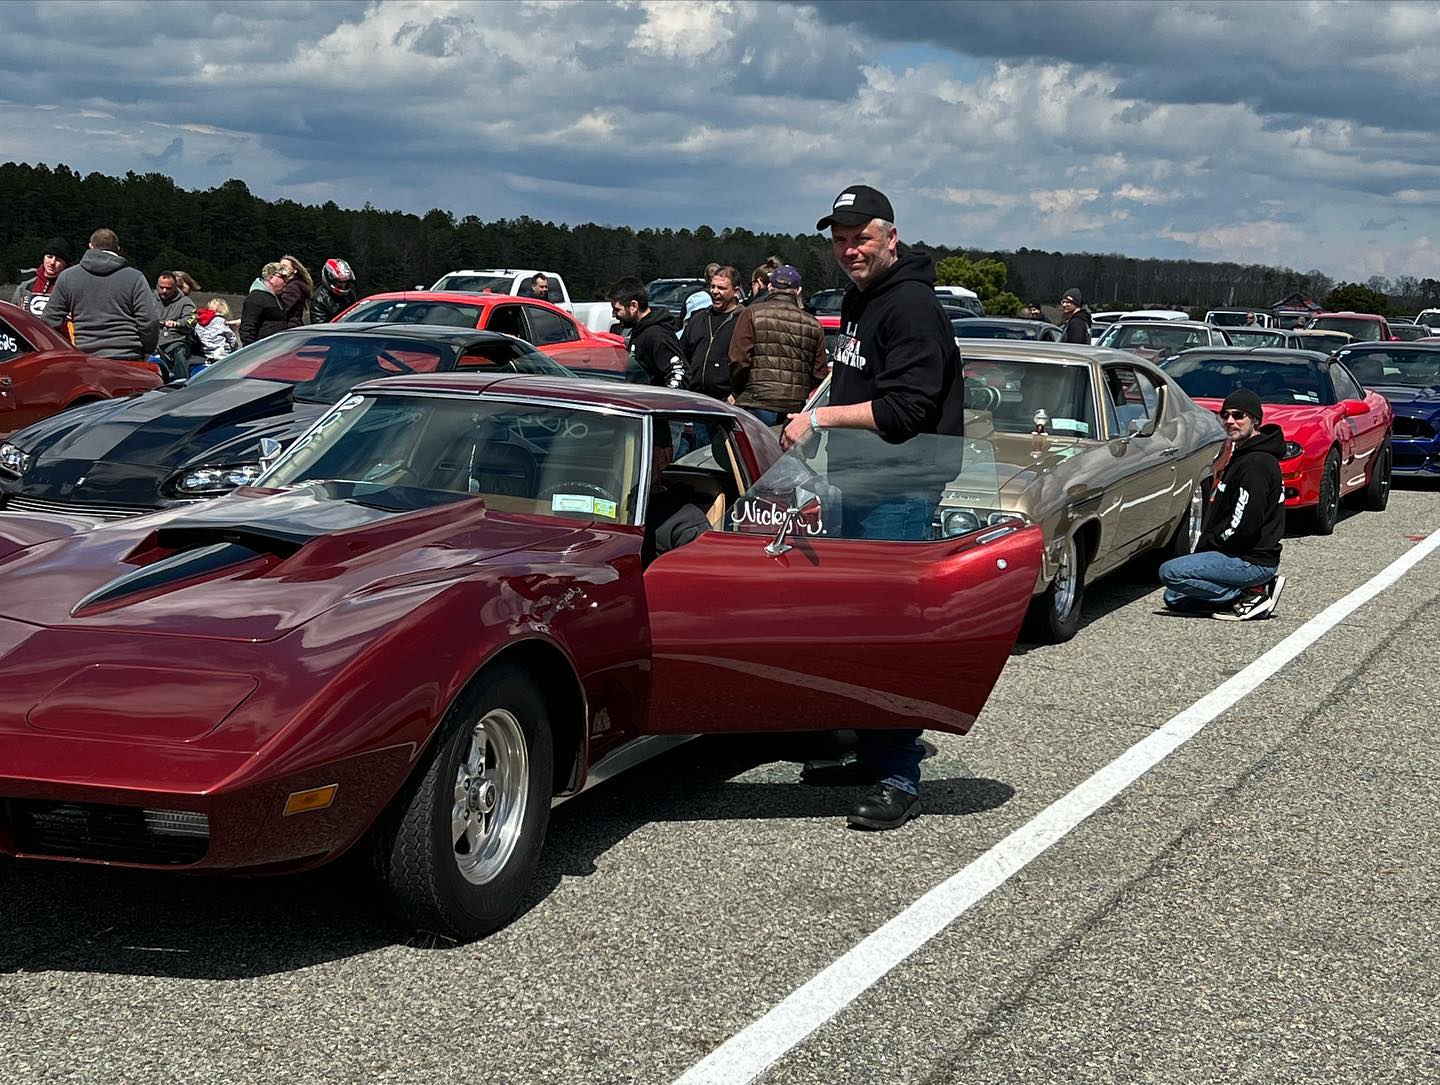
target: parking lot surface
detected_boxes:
[3,486,1437,1085]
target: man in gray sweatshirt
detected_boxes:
[42,228,161,360]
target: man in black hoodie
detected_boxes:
[1160,388,1286,620]
[1059,287,1092,344]
[609,279,686,388]
[789,184,965,831]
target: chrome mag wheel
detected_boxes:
[452,708,530,886]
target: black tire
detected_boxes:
[374,663,552,941]
[1024,532,1086,643]
[1351,435,1392,512]
[1306,449,1341,535]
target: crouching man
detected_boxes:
[1160,388,1286,620]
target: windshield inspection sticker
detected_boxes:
[551,493,617,518]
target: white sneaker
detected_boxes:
[1213,575,1284,621]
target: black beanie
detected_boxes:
[43,236,76,264]
[1221,388,1263,422]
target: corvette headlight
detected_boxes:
[939,508,1026,538]
[0,442,28,477]
[172,463,264,495]
[1282,441,1303,460]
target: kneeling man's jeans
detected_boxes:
[1160,550,1276,609]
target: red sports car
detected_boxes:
[0,300,163,437]
[333,290,632,380]
[0,376,1041,939]
[1161,347,1393,533]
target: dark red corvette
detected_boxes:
[0,300,163,437]
[0,375,1041,939]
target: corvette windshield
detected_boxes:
[188,333,448,403]
[1162,355,1330,404]
[338,299,484,327]
[1337,349,1440,388]
[263,394,646,524]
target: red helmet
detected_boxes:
[322,258,354,292]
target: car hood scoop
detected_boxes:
[0,485,581,640]
[45,379,297,466]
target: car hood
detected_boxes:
[942,432,1092,507]
[12,379,327,505]
[0,484,583,641]
[1363,383,1440,412]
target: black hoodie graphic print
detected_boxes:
[628,308,686,388]
[830,251,965,441]
[1199,422,1286,567]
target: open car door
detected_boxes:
[641,432,1043,737]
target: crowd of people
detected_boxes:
[12,230,359,376]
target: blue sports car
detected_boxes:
[1337,343,1440,476]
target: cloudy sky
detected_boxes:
[2,0,1438,279]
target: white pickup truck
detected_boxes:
[428,268,574,312]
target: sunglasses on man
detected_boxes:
[1218,409,1253,420]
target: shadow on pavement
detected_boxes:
[1012,562,1159,653]
[0,734,1012,978]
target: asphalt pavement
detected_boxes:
[2,484,1437,1085]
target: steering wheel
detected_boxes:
[537,481,618,504]
[376,350,415,374]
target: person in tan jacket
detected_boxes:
[728,264,827,427]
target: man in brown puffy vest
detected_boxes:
[728,264,828,427]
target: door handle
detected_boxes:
[1160,446,1180,457]
[0,377,11,387]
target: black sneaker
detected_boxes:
[1213,575,1285,621]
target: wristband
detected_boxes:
[809,409,822,432]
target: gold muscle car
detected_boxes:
[810,343,1225,642]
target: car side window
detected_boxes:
[456,342,528,369]
[1101,364,1162,434]
[485,305,528,340]
[523,306,580,346]
[0,318,32,362]
[1329,363,1364,401]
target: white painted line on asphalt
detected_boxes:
[673,525,1440,1085]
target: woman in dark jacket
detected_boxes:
[239,263,289,345]
[277,255,314,327]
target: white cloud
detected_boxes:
[2,0,1440,280]
[1030,188,1101,215]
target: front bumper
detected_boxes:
[0,734,414,873]
[1391,419,1440,475]
[1280,459,1321,508]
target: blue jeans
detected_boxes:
[1160,551,1277,609]
[844,494,936,795]
[745,407,787,427]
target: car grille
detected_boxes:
[1392,416,1436,440]
[6,800,209,865]
[4,495,152,521]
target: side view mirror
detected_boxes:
[1342,399,1369,417]
[259,437,283,467]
